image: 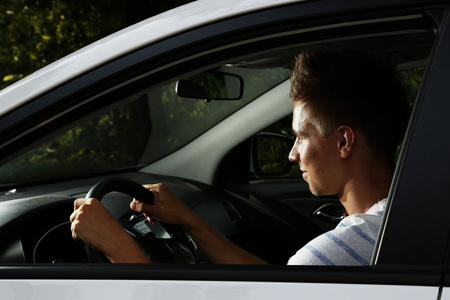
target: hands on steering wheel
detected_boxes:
[70,177,196,263]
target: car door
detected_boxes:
[0,1,449,299]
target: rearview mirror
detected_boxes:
[176,71,244,101]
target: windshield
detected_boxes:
[0,65,290,186]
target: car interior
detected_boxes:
[0,13,436,266]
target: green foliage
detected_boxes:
[0,0,195,90]
[396,67,425,108]
[0,0,129,89]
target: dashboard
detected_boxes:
[0,172,314,264]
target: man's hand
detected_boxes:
[131,183,266,264]
[70,197,149,263]
[130,183,194,227]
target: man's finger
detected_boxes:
[130,199,149,213]
[74,197,96,210]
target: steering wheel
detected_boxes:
[84,177,196,263]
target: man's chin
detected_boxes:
[308,185,334,197]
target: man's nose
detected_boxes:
[289,144,299,162]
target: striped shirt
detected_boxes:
[287,199,387,266]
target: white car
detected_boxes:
[0,0,448,299]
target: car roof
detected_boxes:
[0,0,303,117]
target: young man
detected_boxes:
[70,51,409,265]
[285,51,408,265]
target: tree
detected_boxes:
[0,0,194,90]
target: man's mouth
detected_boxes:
[301,169,307,179]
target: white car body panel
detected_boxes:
[441,288,450,300]
[0,280,438,300]
[142,80,293,185]
[0,0,301,117]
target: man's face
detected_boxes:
[289,102,343,196]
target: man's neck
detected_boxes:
[339,165,393,215]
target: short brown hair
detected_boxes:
[290,51,409,165]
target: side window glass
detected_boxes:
[0,97,152,186]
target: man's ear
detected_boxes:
[337,125,355,158]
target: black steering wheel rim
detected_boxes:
[86,177,156,205]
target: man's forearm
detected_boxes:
[181,214,266,264]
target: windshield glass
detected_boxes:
[0,65,290,186]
